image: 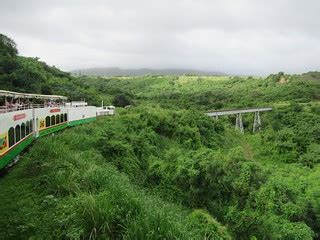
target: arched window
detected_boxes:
[51,115,55,125]
[21,123,26,139]
[30,120,33,132]
[56,115,60,124]
[60,114,64,123]
[8,127,15,147]
[64,113,67,122]
[26,121,30,135]
[46,116,51,127]
[15,125,21,143]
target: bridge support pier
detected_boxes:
[253,111,261,132]
[235,113,244,133]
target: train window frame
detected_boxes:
[46,116,51,127]
[51,115,55,125]
[21,123,26,139]
[56,115,60,124]
[30,120,33,132]
[26,121,30,135]
[8,127,15,147]
[64,113,67,122]
[60,114,64,123]
[15,125,21,143]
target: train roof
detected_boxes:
[0,90,68,100]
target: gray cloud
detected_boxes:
[1,0,320,75]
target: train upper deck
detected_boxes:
[0,90,67,114]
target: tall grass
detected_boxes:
[0,121,231,239]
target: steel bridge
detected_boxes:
[206,107,272,133]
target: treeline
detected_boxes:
[0,34,99,104]
[77,73,320,110]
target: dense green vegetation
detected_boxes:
[77,72,320,110]
[0,121,230,239]
[0,34,100,104]
[1,34,320,239]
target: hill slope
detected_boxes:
[71,67,225,77]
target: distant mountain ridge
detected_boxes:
[70,67,225,77]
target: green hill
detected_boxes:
[70,67,224,77]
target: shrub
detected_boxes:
[112,93,133,107]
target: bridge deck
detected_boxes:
[207,107,272,116]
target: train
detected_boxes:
[0,90,115,171]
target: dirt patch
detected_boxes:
[279,76,288,84]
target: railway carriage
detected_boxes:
[66,101,97,126]
[0,108,34,169]
[0,90,114,171]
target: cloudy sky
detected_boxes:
[1,0,320,75]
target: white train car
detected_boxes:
[67,101,97,126]
[34,106,69,137]
[0,108,34,169]
[0,90,114,171]
[96,105,115,116]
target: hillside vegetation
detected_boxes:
[1,34,320,239]
[71,67,224,77]
[77,72,320,110]
[0,34,100,104]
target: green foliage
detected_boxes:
[188,209,231,240]
[0,33,102,104]
[1,33,320,239]
[299,144,320,168]
[0,123,231,239]
[0,34,18,56]
[1,103,315,239]
[0,34,19,89]
[1,105,319,239]
[78,73,320,111]
[112,93,133,107]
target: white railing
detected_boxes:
[207,107,272,117]
[0,103,65,114]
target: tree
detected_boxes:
[290,102,303,112]
[299,144,320,168]
[0,34,18,57]
[112,93,133,107]
[0,34,20,90]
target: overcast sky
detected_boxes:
[1,0,320,75]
